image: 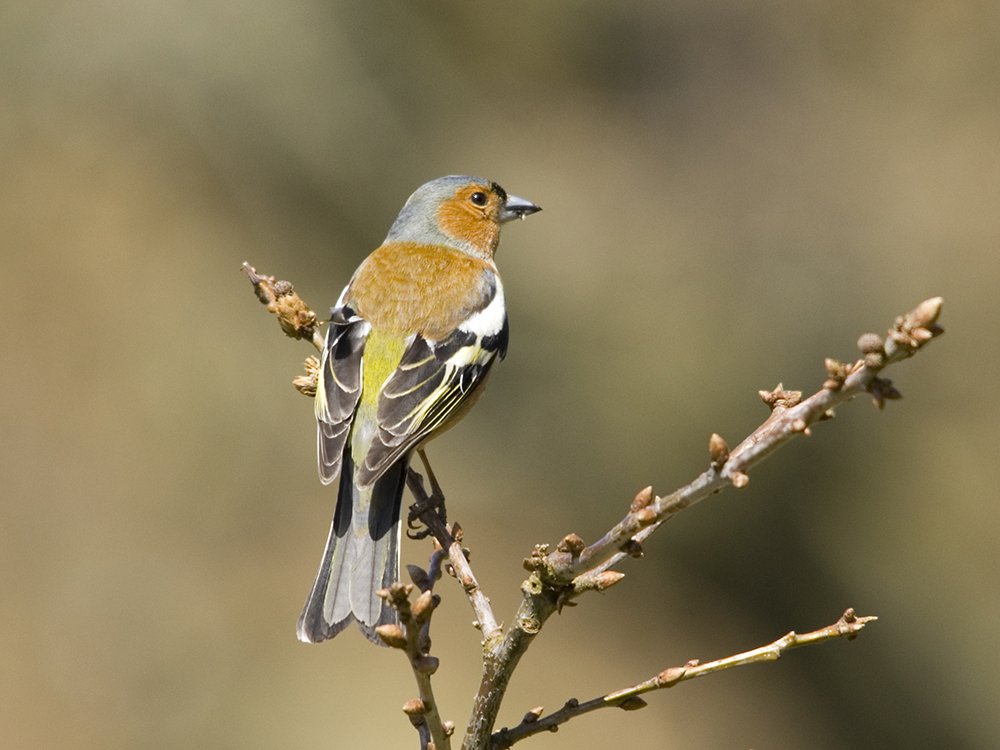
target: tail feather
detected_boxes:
[297,453,405,644]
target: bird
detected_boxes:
[297,175,540,644]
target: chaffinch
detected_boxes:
[297,175,540,644]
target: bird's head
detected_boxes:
[385,175,540,259]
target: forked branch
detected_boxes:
[464,297,942,750]
[375,550,453,750]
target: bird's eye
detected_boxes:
[470,191,488,207]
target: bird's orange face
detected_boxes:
[435,183,507,258]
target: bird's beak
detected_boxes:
[500,194,541,223]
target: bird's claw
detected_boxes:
[405,466,448,540]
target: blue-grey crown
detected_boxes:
[384,175,491,245]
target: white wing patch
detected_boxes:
[459,277,506,338]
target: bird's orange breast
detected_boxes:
[348,242,496,340]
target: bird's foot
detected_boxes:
[405,466,448,540]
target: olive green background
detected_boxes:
[3,2,998,748]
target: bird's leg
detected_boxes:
[405,469,434,540]
[405,449,448,540]
[416,448,447,522]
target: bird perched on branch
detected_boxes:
[298,175,540,643]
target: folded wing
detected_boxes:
[357,310,508,487]
[315,304,369,484]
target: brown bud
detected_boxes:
[888,328,911,347]
[634,508,658,527]
[376,624,407,648]
[523,544,549,571]
[556,533,585,556]
[593,571,626,590]
[708,433,729,469]
[911,296,943,327]
[823,358,851,391]
[411,590,439,623]
[759,383,802,410]
[523,707,544,724]
[292,356,320,397]
[402,698,428,716]
[729,470,750,488]
[857,332,884,354]
[618,696,647,711]
[442,721,455,737]
[292,375,317,397]
[630,486,655,511]
[272,279,294,297]
[272,288,317,339]
[863,351,886,370]
[573,570,627,595]
[413,655,440,675]
[657,665,688,686]
[388,581,413,602]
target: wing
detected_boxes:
[315,303,370,484]
[355,315,508,487]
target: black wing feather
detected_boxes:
[315,305,368,484]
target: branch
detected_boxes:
[406,469,503,649]
[376,551,455,750]
[539,297,944,585]
[462,297,943,749]
[491,609,876,748]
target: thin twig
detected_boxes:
[491,609,876,748]
[541,297,944,585]
[407,469,503,648]
[378,555,452,750]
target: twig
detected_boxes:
[541,297,944,585]
[407,469,503,649]
[241,261,325,352]
[377,550,454,750]
[462,297,943,750]
[491,609,876,748]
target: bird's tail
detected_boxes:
[297,452,405,644]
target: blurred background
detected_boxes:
[3,2,998,748]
